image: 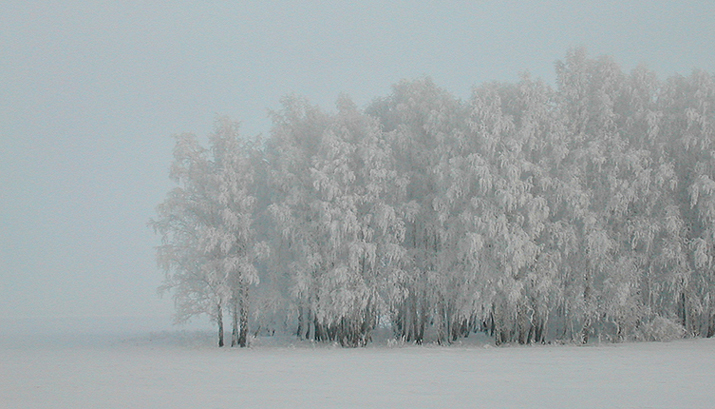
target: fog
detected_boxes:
[2,1,713,332]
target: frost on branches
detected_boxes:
[153,50,715,347]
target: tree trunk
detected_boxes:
[217,302,225,347]
[411,293,424,344]
[581,272,592,344]
[437,299,447,345]
[231,296,239,347]
[407,294,416,342]
[393,305,405,340]
[305,308,313,340]
[238,284,249,348]
[313,315,323,341]
[706,312,715,338]
[679,291,687,329]
[581,317,591,345]
[417,297,427,344]
[296,304,304,338]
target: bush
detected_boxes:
[638,316,686,342]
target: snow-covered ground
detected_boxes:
[1,329,714,408]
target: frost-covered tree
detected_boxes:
[662,70,715,337]
[309,96,402,346]
[461,79,552,345]
[152,119,263,347]
[151,132,227,346]
[265,96,331,341]
[368,78,464,343]
[208,119,267,347]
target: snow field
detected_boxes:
[2,335,714,408]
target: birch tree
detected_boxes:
[368,78,464,343]
[266,96,331,341]
[152,120,263,347]
[663,70,715,336]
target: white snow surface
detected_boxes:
[1,331,714,408]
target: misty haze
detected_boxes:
[2,1,715,408]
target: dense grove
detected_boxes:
[152,50,715,347]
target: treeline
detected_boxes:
[152,49,715,347]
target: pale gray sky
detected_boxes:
[1,1,713,328]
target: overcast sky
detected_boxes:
[1,1,714,329]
